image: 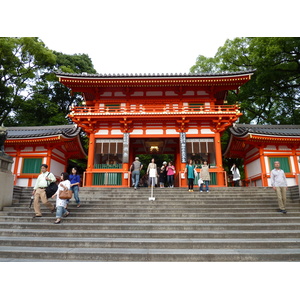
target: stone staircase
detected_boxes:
[0,186,300,261]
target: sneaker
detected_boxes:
[207,190,209,192]
[200,190,203,192]
[134,187,137,190]
[279,209,287,214]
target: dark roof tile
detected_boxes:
[230,124,300,137]
[7,125,81,139]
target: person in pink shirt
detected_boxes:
[166,161,176,188]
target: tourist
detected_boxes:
[231,163,240,187]
[147,158,157,188]
[166,161,175,188]
[130,157,143,190]
[69,167,81,207]
[32,164,56,218]
[52,172,71,224]
[185,159,196,192]
[159,162,167,188]
[199,160,210,192]
[271,161,288,214]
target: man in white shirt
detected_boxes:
[270,161,288,214]
[32,164,56,217]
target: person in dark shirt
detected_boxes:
[69,167,81,208]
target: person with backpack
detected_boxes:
[31,164,56,218]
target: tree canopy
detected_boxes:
[190,37,300,125]
[0,37,97,126]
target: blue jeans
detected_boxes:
[132,170,140,188]
[56,205,69,218]
[71,185,80,204]
[200,180,210,191]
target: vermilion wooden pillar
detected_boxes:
[86,132,95,186]
[259,147,268,186]
[214,132,225,186]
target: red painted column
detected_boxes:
[259,146,268,187]
[214,131,225,186]
[86,132,95,186]
[292,147,300,185]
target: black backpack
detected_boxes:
[45,172,58,198]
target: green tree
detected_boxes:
[190,37,300,125]
[0,37,56,125]
[3,40,97,126]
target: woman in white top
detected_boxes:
[147,158,157,188]
[231,164,241,187]
[52,172,71,224]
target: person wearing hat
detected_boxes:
[130,157,143,190]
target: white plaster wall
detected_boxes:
[186,129,198,135]
[50,159,65,177]
[52,149,65,158]
[146,129,163,134]
[16,178,29,187]
[166,129,178,135]
[35,146,47,151]
[131,129,143,135]
[200,129,214,134]
[247,159,262,177]
[111,130,123,135]
[287,178,296,186]
[279,146,290,150]
[264,145,276,150]
[96,130,109,135]
[245,148,258,159]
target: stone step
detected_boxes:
[1,236,300,249]
[2,215,300,224]
[1,185,299,262]
[1,246,300,261]
[3,211,300,218]
[1,221,300,231]
[2,228,300,239]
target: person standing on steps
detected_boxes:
[166,161,175,188]
[159,162,167,188]
[32,164,56,218]
[185,159,196,192]
[130,157,143,190]
[271,161,288,214]
[52,172,71,224]
[69,167,81,208]
[231,163,241,187]
[147,158,157,188]
[199,160,210,192]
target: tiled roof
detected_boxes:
[55,70,255,78]
[7,125,81,139]
[230,124,300,138]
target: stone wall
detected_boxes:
[0,155,14,210]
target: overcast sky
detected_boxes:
[3,0,299,75]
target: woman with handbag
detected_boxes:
[52,172,71,224]
[199,160,210,192]
[166,161,175,188]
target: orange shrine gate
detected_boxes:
[57,71,254,187]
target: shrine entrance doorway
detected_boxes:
[130,138,180,187]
